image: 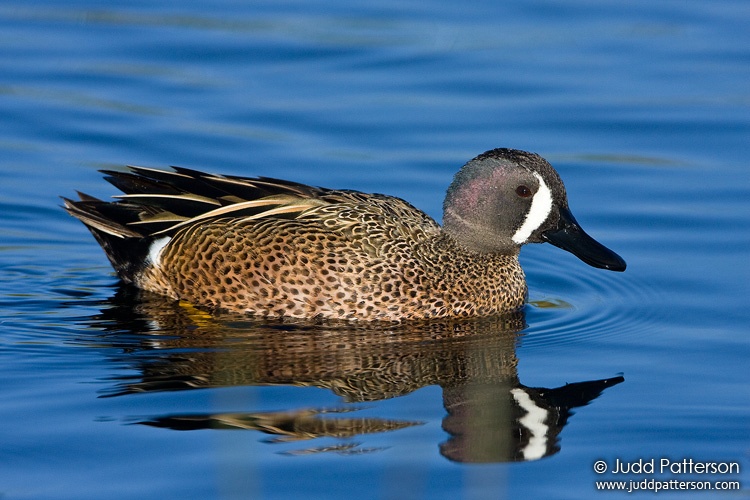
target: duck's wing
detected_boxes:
[63,166,440,240]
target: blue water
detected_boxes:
[1,1,749,499]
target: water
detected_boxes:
[1,1,748,499]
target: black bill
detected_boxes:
[542,207,626,272]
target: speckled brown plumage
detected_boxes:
[63,148,625,321]
[155,217,525,321]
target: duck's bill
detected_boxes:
[542,207,626,272]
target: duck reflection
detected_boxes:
[84,286,623,463]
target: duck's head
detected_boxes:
[443,148,626,271]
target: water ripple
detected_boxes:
[520,254,662,349]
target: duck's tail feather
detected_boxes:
[62,193,155,283]
[63,166,333,281]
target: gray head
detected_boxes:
[443,148,626,271]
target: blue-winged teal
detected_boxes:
[63,148,625,321]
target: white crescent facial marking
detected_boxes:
[512,172,553,245]
[147,236,171,268]
[511,388,549,461]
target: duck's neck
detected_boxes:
[442,207,519,255]
[415,231,527,315]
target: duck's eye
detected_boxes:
[515,185,532,198]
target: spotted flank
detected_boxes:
[63,148,625,321]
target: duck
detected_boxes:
[63,148,625,321]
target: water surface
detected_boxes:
[1,1,748,499]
